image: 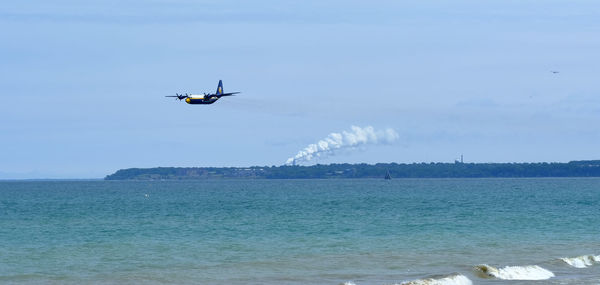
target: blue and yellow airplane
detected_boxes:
[166,80,240,104]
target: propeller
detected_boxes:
[165,93,189,100]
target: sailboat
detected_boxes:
[384,170,392,180]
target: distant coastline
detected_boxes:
[104,160,600,180]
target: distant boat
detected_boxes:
[384,170,392,180]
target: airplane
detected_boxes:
[166,80,240,104]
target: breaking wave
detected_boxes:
[560,255,600,268]
[399,274,472,285]
[474,264,554,280]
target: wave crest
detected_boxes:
[560,255,600,268]
[474,264,554,280]
[400,274,472,285]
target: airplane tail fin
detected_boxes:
[216,80,223,95]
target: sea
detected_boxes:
[0,178,599,285]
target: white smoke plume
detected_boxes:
[285,125,399,165]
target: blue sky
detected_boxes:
[1,0,599,178]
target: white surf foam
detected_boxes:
[340,282,357,285]
[561,255,600,268]
[474,264,554,280]
[399,274,472,285]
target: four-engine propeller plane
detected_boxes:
[166,80,240,105]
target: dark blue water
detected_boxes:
[1,179,599,284]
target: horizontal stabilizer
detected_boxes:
[219,92,240,97]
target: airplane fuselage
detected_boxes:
[185,96,218,104]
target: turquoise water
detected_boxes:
[1,178,599,284]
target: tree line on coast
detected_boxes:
[104,160,600,180]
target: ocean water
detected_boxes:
[0,178,599,284]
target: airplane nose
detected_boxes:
[185,98,191,103]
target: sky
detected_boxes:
[1,0,599,178]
